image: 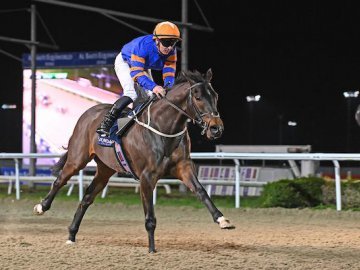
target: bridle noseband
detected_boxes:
[164,82,220,135]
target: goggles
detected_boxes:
[159,38,178,48]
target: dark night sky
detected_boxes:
[2,1,360,153]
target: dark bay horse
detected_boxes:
[33,68,235,253]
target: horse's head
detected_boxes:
[181,69,224,140]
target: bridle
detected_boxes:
[163,82,220,135]
[132,82,220,137]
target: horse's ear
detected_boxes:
[182,71,196,85]
[205,68,213,82]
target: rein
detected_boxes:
[164,82,220,135]
[133,103,187,138]
[133,82,219,137]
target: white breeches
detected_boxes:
[114,52,153,101]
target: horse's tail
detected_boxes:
[51,151,68,177]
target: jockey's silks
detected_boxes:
[121,34,177,91]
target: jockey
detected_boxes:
[96,21,182,137]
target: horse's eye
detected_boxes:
[193,88,201,100]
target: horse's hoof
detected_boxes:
[148,249,157,254]
[33,204,44,215]
[65,240,76,245]
[217,216,235,230]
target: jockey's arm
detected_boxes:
[129,52,157,91]
[162,50,177,88]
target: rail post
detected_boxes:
[153,185,157,205]
[234,159,240,208]
[78,170,84,201]
[332,160,342,211]
[15,158,20,200]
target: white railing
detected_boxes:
[2,152,360,210]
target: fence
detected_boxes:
[2,152,360,210]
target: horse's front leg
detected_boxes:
[176,160,235,229]
[139,174,157,253]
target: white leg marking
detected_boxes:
[66,240,76,245]
[33,204,44,215]
[217,216,235,229]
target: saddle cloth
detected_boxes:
[96,126,139,180]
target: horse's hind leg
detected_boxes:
[33,153,91,215]
[67,159,114,244]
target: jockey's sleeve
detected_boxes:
[163,50,177,87]
[129,48,156,91]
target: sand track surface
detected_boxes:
[1,198,360,269]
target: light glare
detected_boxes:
[246,95,261,102]
[343,91,359,98]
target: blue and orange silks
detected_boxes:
[121,34,177,91]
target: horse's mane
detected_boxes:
[131,70,206,107]
[175,70,206,85]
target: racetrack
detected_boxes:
[1,198,360,269]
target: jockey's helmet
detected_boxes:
[153,21,182,40]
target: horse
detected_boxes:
[33,68,235,253]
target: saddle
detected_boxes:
[97,95,153,148]
[98,83,156,147]
[114,100,150,138]
[116,83,156,137]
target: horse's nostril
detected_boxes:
[210,126,222,136]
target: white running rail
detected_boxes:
[2,152,360,210]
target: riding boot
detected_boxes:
[96,96,133,136]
